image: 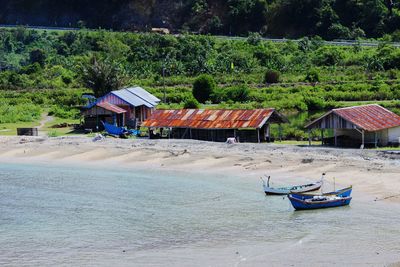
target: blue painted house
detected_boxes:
[82,87,160,130]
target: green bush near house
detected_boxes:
[192,74,216,103]
[183,97,200,109]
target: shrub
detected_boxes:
[264,69,280,84]
[48,105,80,119]
[388,69,398,80]
[247,32,262,46]
[0,102,41,123]
[364,56,384,72]
[224,85,250,102]
[192,74,216,103]
[392,30,400,42]
[313,47,344,66]
[254,48,285,70]
[183,96,200,109]
[20,63,41,75]
[304,69,320,83]
[327,23,351,40]
[29,48,46,66]
[383,50,400,70]
[304,96,325,111]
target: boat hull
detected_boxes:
[290,186,352,200]
[264,181,322,195]
[288,195,352,210]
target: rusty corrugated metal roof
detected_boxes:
[97,102,127,114]
[306,104,400,131]
[333,104,400,131]
[142,109,284,129]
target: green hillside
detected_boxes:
[0,27,399,139]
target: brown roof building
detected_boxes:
[305,104,400,148]
[142,109,288,143]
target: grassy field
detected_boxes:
[0,115,80,137]
[0,121,39,136]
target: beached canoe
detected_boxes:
[288,194,352,210]
[102,121,129,136]
[262,175,323,195]
[290,186,352,200]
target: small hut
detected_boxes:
[305,104,400,148]
[142,109,288,143]
[82,87,160,131]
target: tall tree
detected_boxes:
[82,56,126,97]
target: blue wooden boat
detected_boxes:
[102,121,128,136]
[290,186,352,200]
[102,122,141,137]
[262,175,323,195]
[288,194,352,210]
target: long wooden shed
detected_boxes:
[142,109,288,143]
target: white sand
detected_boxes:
[0,136,399,203]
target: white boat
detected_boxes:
[262,174,324,195]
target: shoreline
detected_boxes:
[0,136,399,203]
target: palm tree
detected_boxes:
[82,56,126,97]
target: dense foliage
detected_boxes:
[2,0,400,39]
[0,89,85,123]
[1,27,400,139]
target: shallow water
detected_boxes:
[0,163,399,266]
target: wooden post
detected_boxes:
[278,124,282,142]
[308,129,312,146]
[148,127,151,139]
[190,128,192,139]
[361,130,365,149]
[257,128,260,143]
[334,128,337,147]
[374,132,378,148]
[182,128,189,139]
[321,129,324,145]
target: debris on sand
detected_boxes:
[301,158,314,164]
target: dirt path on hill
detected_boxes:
[37,114,54,135]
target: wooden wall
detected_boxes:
[308,113,356,129]
[168,128,262,143]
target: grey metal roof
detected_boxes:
[112,87,160,108]
[126,87,160,105]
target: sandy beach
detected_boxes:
[0,136,399,203]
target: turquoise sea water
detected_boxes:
[1,162,400,266]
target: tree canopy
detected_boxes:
[1,0,400,39]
